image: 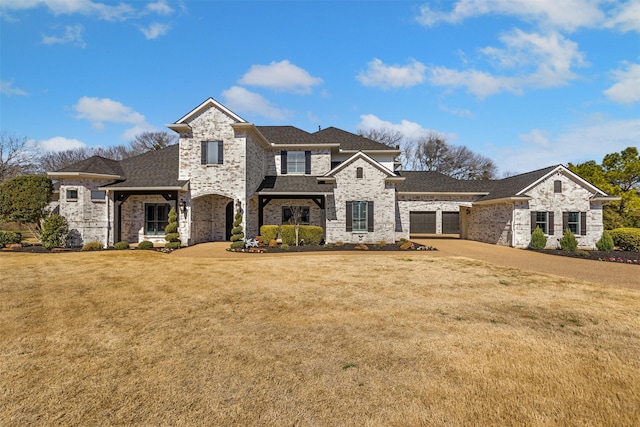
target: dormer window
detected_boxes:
[356,167,363,179]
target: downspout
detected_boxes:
[105,189,110,248]
[511,202,516,247]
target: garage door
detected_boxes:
[442,211,460,234]
[410,211,436,233]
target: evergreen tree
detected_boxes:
[164,207,181,249]
[230,211,245,249]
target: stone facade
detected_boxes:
[58,179,110,247]
[326,157,397,244]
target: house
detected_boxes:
[47,98,617,249]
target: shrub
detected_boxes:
[230,211,245,249]
[335,241,344,247]
[0,230,22,247]
[279,225,323,245]
[375,240,386,249]
[396,238,409,246]
[595,231,614,252]
[137,240,154,250]
[280,243,290,251]
[298,225,323,245]
[81,241,103,251]
[559,228,578,251]
[41,214,69,249]
[260,225,279,244]
[609,228,640,251]
[268,239,278,248]
[164,207,181,247]
[165,241,181,249]
[114,241,130,250]
[529,226,547,250]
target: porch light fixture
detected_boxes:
[466,208,471,215]
[181,199,188,214]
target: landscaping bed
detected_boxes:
[535,249,640,265]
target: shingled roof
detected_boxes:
[475,165,559,202]
[257,175,335,194]
[314,127,394,151]
[396,171,488,193]
[103,144,185,188]
[52,144,185,189]
[256,126,325,145]
[55,156,124,177]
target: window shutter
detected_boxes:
[562,212,568,232]
[305,151,311,174]
[217,141,224,164]
[580,212,587,235]
[201,141,207,165]
[367,201,374,232]
[345,201,352,232]
[531,211,537,233]
[281,151,288,174]
[549,211,554,235]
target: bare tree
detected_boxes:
[129,131,177,154]
[358,128,403,148]
[0,132,36,182]
[407,133,497,180]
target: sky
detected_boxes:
[1,0,639,175]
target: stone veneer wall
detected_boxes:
[119,195,177,245]
[325,158,396,244]
[190,194,233,244]
[512,172,603,249]
[260,199,324,228]
[58,179,110,247]
[464,203,513,246]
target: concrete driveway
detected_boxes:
[173,239,639,291]
[412,237,639,291]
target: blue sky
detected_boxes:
[1,0,638,174]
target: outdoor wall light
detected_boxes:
[181,199,188,212]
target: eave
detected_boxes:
[98,186,186,192]
[472,196,531,205]
[166,123,191,133]
[398,191,489,197]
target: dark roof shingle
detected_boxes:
[314,127,393,151]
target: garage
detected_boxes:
[442,211,460,234]
[410,211,436,233]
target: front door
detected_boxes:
[225,201,234,241]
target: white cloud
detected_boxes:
[42,24,86,47]
[221,86,290,121]
[605,0,640,32]
[0,79,28,96]
[427,29,586,98]
[37,136,86,152]
[492,117,640,173]
[239,60,323,94]
[73,96,154,137]
[357,58,426,89]
[416,0,605,32]
[146,0,173,16]
[139,22,170,39]
[0,0,135,21]
[604,62,640,104]
[357,114,452,141]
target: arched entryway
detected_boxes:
[190,194,235,243]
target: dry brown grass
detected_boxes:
[1,251,639,426]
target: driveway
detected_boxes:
[173,239,639,291]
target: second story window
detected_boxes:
[281,150,311,174]
[201,141,223,165]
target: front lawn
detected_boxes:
[1,251,638,426]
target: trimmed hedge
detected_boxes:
[280,225,323,245]
[559,228,578,251]
[260,225,279,244]
[137,240,154,250]
[609,228,640,251]
[0,230,22,247]
[81,241,103,251]
[114,241,130,250]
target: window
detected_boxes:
[282,206,310,224]
[281,150,311,174]
[346,201,374,232]
[531,211,554,235]
[201,141,223,165]
[66,189,78,200]
[91,190,105,201]
[356,167,363,179]
[563,211,587,236]
[554,180,562,193]
[566,211,579,234]
[145,203,171,235]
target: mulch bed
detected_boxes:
[534,249,640,265]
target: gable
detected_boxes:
[167,98,246,133]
